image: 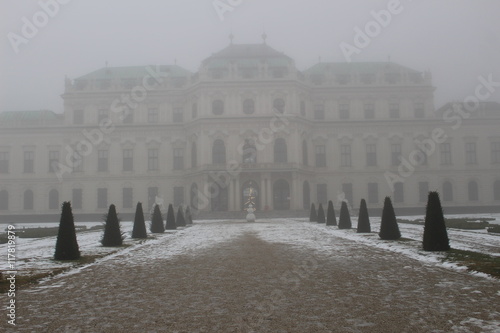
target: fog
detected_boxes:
[1,0,500,113]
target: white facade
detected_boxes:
[1,42,500,218]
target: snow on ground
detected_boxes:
[0,214,499,282]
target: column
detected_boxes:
[228,179,235,211]
[266,177,273,210]
[235,178,241,211]
[260,177,266,210]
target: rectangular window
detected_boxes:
[97,188,107,209]
[465,142,477,164]
[98,109,108,124]
[414,102,424,118]
[389,103,400,118]
[317,184,327,205]
[72,189,82,209]
[73,155,83,173]
[98,150,108,172]
[123,188,133,209]
[314,104,325,120]
[24,151,34,173]
[340,144,351,167]
[419,181,429,202]
[48,151,59,173]
[368,183,378,204]
[440,143,452,165]
[0,152,9,173]
[339,103,350,119]
[366,144,377,166]
[123,149,133,171]
[74,109,84,124]
[315,145,326,167]
[173,107,184,123]
[148,108,159,123]
[492,142,500,164]
[342,183,353,205]
[173,148,184,170]
[364,103,375,119]
[394,182,404,203]
[174,187,184,207]
[148,187,158,210]
[391,144,402,166]
[148,149,159,171]
[123,110,133,124]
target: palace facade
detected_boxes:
[1,41,500,219]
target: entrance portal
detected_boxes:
[273,179,290,210]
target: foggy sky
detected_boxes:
[1,0,499,114]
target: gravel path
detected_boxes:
[2,220,500,332]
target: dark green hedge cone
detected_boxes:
[165,204,177,230]
[423,191,450,251]
[309,203,317,222]
[150,204,164,233]
[379,197,401,240]
[357,199,371,233]
[338,201,352,229]
[326,200,337,226]
[101,204,124,246]
[185,206,193,224]
[132,202,147,239]
[176,206,186,227]
[317,203,326,223]
[54,202,80,260]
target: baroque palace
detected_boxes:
[1,40,500,219]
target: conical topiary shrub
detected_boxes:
[185,206,193,224]
[338,201,352,229]
[176,206,186,227]
[101,204,124,246]
[150,204,164,233]
[326,200,337,226]
[54,202,80,260]
[132,202,147,239]
[317,203,326,223]
[357,199,371,233]
[423,191,450,251]
[165,204,177,230]
[309,203,317,222]
[379,197,401,240]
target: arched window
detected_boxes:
[303,181,310,210]
[243,99,255,115]
[443,181,453,202]
[190,183,198,211]
[191,142,197,168]
[212,100,224,115]
[212,139,226,164]
[494,180,500,201]
[274,138,287,163]
[49,189,59,210]
[0,190,8,210]
[273,98,285,114]
[302,140,308,166]
[273,179,290,210]
[242,139,257,163]
[468,180,478,201]
[24,189,34,210]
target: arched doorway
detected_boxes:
[303,181,310,210]
[242,180,259,211]
[273,179,290,210]
[210,177,228,212]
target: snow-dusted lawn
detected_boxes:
[0,214,499,281]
